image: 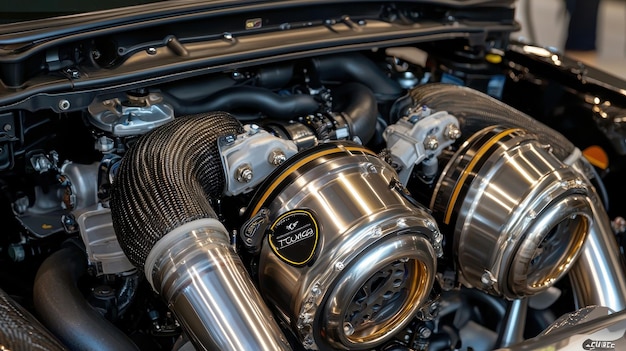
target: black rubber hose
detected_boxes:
[408,83,576,161]
[0,287,67,351]
[312,53,404,102]
[165,86,320,119]
[332,82,379,144]
[110,112,243,269]
[33,245,138,351]
[256,63,294,89]
[161,74,237,103]
[116,273,140,318]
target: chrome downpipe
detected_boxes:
[111,113,291,350]
[570,191,626,312]
[144,219,291,351]
[496,306,626,350]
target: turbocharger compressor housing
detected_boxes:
[247,142,439,350]
[431,126,592,299]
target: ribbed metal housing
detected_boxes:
[110,112,243,268]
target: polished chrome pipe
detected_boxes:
[111,113,291,350]
[144,219,291,351]
[568,158,626,312]
[496,306,626,351]
[570,193,626,312]
[496,298,528,348]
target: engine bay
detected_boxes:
[2,1,626,350]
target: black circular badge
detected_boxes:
[268,209,319,266]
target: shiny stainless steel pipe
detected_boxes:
[495,306,626,351]
[570,194,626,312]
[144,219,291,351]
[497,298,528,348]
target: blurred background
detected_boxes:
[514,0,626,79]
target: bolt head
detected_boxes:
[236,165,253,183]
[419,326,432,338]
[424,135,439,150]
[445,124,462,140]
[481,271,496,286]
[269,149,287,166]
[58,99,71,111]
[311,285,322,297]
[343,323,355,336]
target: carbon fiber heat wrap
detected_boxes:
[409,84,575,160]
[0,288,66,351]
[110,112,243,269]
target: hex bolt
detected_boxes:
[31,155,50,173]
[8,244,25,262]
[3,124,11,132]
[433,231,443,244]
[425,220,437,231]
[223,32,234,41]
[424,135,439,150]
[96,136,115,153]
[343,322,355,336]
[146,47,157,55]
[58,99,71,111]
[236,164,253,183]
[61,214,78,232]
[311,285,322,297]
[481,270,497,286]
[268,149,287,166]
[418,326,432,338]
[445,124,462,140]
[232,71,242,79]
[371,226,382,238]
[248,124,260,135]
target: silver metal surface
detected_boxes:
[219,126,298,195]
[147,219,291,351]
[251,143,438,350]
[496,307,626,351]
[497,298,528,347]
[87,93,174,136]
[570,193,626,312]
[384,108,460,184]
[322,234,435,349]
[432,126,592,299]
[75,204,134,275]
[61,162,99,210]
[563,157,626,312]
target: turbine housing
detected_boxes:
[246,142,440,350]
